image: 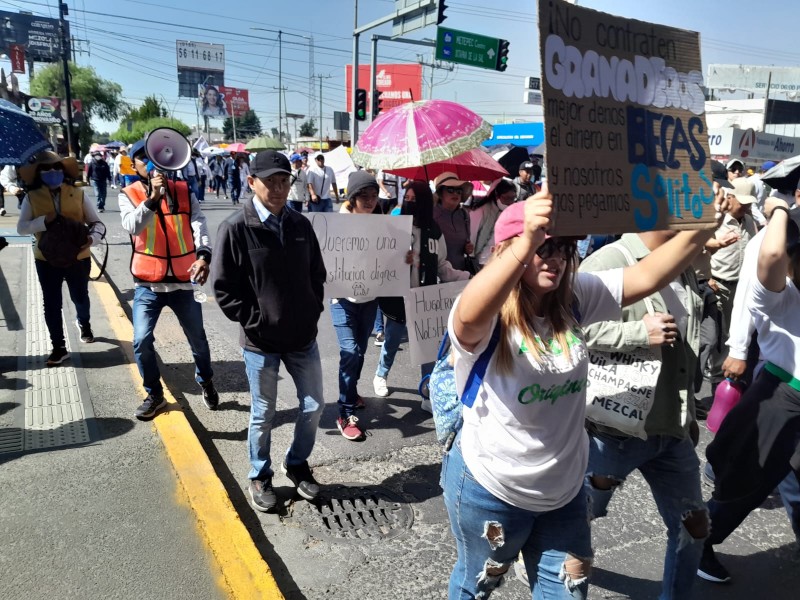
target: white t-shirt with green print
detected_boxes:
[448,269,624,512]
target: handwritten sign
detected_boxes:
[404,281,469,365]
[539,0,716,236]
[310,213,413,299]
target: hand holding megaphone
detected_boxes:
[143,127,192,200]
[148,171,166,201]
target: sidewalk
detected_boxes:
[0,241,226,600]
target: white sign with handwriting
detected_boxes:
[310,213,413,300]
[404,281,469,365]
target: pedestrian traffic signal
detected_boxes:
[437,0,448,25]
[496,39,510,72]
[355,88,368,121]
[372,90,384,118]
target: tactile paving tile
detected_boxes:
[20,249,90,450]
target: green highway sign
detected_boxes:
[435,27,503,71]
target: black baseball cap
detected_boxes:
[252,151,291,179]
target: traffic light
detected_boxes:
[496,39,509,72]
[437,0,448,25]
[372,90,384,119]
[355,88,368,121]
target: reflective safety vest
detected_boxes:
[28,184,91,262]
[123,180,196,283]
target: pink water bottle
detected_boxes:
[707,378,744,433]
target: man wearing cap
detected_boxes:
[287,153,308,212]
[306,153,339,212]
[706,176,759,394]
[513,161,537,203]
[118,139,219,420]
[726,159,745,183]
[212,150,326,512]
[85,150,112,212]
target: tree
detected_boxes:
[111,117,191,145]
[223,109,261,140]
[125,95,167,121]
[30,62,125,154]
[299,119,317,137]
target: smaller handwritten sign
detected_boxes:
[404,281,469,365]
[310,213,413,300]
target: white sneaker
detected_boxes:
[0,208,6,216]
[373,375,389,397]
[420,398,432,414]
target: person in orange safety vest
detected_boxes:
[119,139,219,420]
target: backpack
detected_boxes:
[428,322,502,450]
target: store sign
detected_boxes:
[9,43,25,73]
[26,97,83,126]
[345,64,423,112]
[176,40,225,99]
[708,127,800,162]
[707,64,800,95]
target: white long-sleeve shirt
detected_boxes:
[726,227,766,360]
[118,186,211,292]
[17,187,104,247]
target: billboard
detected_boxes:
[708,127,800,162]
[345,64,423,112]
[539,0,715,236]
[707,64,800,95]
[217,86,250,117]
[26,97,83,126]
[177,40,225,99]
[0,10,66,63]
[197,84,229,118]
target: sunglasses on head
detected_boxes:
[536,238,576,260]
[441,185,463,195]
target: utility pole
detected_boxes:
[370,35,435,121]
[229,98,237,142]
[278,30,282,141]
[351,0,359,147]
[58,2,75,156]
[316,74,332,152]
[417,54,454,99]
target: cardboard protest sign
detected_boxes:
[404,281,469,365]
[310,214,412,300]
[539,0,715,235]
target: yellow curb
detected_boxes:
[93,276,284,600]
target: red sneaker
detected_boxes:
[337,415,364,440]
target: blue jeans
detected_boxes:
[330,298,378,418]
[373,306,384,335]
[586,431,706,600]
[228,177,241,203]
[91,180,107,209]
[442,436,591,599]
[132,286,213,397]
[35,258,91,348]
[242,343,324,480]
[375,317,407,378]
[214,176,226,197]
[197,176,206,202]
[185,175,199,200]
[308,198,333,212]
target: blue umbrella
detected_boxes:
[0,99,52,166]
[105,140,126,149]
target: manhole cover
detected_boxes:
[290,484,414,543]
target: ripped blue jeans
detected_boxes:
[442,435,591,599]
[586,430,707,600]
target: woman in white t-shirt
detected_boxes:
[702,200,800,583]
[443,185,724,599]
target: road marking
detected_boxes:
[92,276,285,600]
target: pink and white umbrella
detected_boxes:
[351,99,493,171]
[226,142,247,153]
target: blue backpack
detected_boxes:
[428,323,502,450]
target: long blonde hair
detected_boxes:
[492,239,580,374]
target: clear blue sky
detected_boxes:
[2,0,799,138]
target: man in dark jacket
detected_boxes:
[212,150,326,513]
[85,151,112,212]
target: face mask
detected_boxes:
[40,170,64,189]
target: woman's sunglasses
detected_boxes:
[440,186,463,195]
[536,238,576,260]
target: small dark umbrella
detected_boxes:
[0,99,52,166]
[762,156,800,193]
[492,146,530,175]
[105,140,126,149]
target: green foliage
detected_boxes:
[30,62,125,153]
[125,95,168,121]
[299,119,317,137]
[111,117,191,144]
[223,110,262,140]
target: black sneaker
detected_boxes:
[281,459,320,501]
[46,347,70,366]
[697,545,731,583]
[249,478,277,512]
[134,394,167,420]
[201,380,219,410]
[75,320,94,343]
